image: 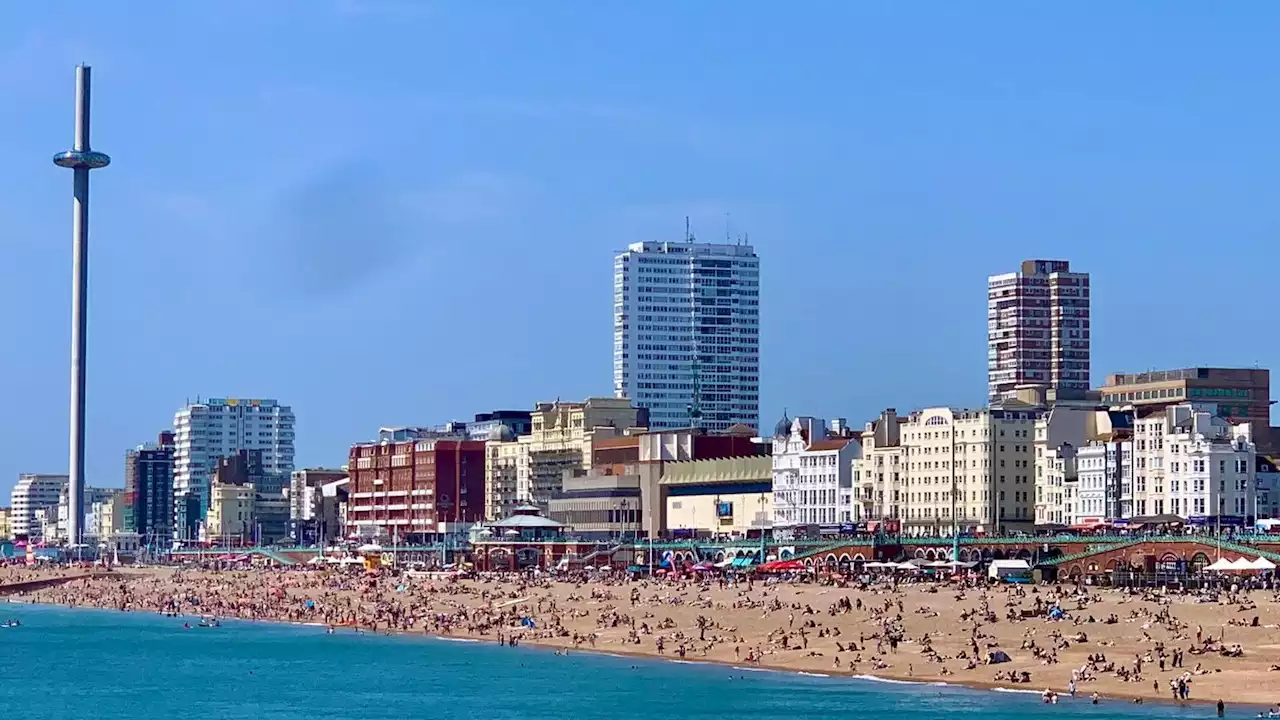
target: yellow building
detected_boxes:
[661,456,772,536]
[873,406,1040,535]
[485,397,641,519]
[0,507,10,541]
[205,482,255,544]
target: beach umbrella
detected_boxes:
[1250,557,1277,570]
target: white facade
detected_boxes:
[173,398,295,539]
[770,417,859,526]
[1032,406,1095,526]
[1136,406,1254,522]
[1073,404,1256,526]
[1075,441,1130,523]
[9,474,67,540]
[613,240,760,433]
[857,410,906,522]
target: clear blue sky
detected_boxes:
[1,2,1277,499]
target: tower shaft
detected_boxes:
[55,65,109,548]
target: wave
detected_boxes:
[991,687,1041,695]
[849,674,919,685]
[731,666,776,673]
[435,637,479,643]
[798,672,831,678]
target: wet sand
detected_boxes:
[6,565,1280,707]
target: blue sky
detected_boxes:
[1,2,1277,499]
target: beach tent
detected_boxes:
[1229,557,1254,571]
[1251,557,1277,570]
[987,650,1011,664]
[1205,558,1234,571]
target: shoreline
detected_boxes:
[7,597,1250,712]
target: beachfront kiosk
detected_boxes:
[473,505,585,571]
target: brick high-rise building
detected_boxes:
[987,259,1090,403]
[346,438,485,541]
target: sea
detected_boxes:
[0,603,1231,720]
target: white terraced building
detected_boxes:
[612,240,760,433]
[1070,404,1256,526]
[771,416,860,527]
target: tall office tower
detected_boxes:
[172,398,295,542]
[9,473,69,540]
[613,239,760,433]
[124,431,175,545]
[987,259,1090,404]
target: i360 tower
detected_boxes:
[53,65,110,546]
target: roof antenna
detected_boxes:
[725,212,731,243]
[685,215,692,242]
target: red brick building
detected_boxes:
[346,438,485,541]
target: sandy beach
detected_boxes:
[5,564,1280,708]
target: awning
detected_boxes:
[758,559,806,572]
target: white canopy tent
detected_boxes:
[1229,557,1254,571]
[1250,557,1277,570]
[1205,558,1234,571]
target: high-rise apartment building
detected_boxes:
[125,431,175,545]
[613,240,760,433]
[987,259,1090,403]
[172,398,295,542]
[9,474,68,540]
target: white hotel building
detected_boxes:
[770,416,859,527]
[9,473,68,540]
[173,398,296,541]
[1070,404,1255,526]
[613,240,760,433]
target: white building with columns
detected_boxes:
[770,416,859,527]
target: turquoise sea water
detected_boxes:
[0,603,1229,720]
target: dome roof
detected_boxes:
[773,411,792,438]
[487,424,515,442]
